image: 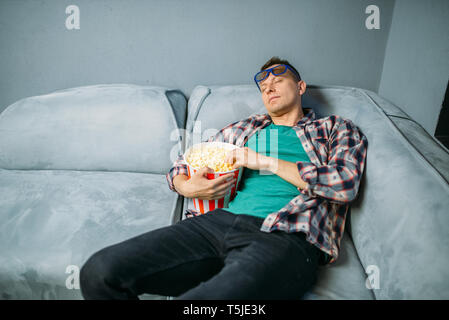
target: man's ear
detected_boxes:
[298,80,307,96]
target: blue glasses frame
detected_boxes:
[254,64,301,91]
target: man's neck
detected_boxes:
[270,107,305,126]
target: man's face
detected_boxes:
[259,64,304,115]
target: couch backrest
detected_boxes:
[0,84,186,174]
[185,84,449,299]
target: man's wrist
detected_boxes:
[264,156,278,173]
[173,175,190,196]
[264,156,309,190]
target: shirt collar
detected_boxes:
[262,108,316,127]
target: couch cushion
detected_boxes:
[0,84,186,174]
[0,168,178,299]
[303,231,374,300]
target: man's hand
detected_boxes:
[173,167,236,200]
[225,147,271,171]
[224,147,308,190]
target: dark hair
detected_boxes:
[260,56,301,82]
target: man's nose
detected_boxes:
[263,75,276,92]
[264,83,276,93]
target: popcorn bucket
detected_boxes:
[183,142,244,214]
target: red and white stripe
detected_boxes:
[186,164,243,214]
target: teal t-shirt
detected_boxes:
[226,123,311,219]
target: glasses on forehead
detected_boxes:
[254,64,301,91]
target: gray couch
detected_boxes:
[0,83,448,300]
[0,84,186,299]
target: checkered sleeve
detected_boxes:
[166,153,189,194]
[297,117,368,204]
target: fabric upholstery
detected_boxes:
[303,232,374,300]
[0,84,186,174]
[0,168,177,299]
[0,84,186,300]
[361,89,449,182]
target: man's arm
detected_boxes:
[172,169,235,200]
[225,147,309,190]
[166,153,189,195]
[224,116,367,204]
[265,157,309,190]
[173,174,189,196]
[166,119,239,195]
[293,117,368,204]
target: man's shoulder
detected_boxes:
[308,114,363,141]
[315,114,356,128]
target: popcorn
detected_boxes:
[183,142,244,214]
[186,146,234,172]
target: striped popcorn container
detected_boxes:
[183,142,244,214]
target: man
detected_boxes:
[80,57,368,300]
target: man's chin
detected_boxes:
[266,105,287,115]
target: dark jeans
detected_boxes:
[80,208,321,300]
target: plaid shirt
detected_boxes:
[166,108,368,265]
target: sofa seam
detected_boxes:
[183,86,212,214]
[387,115,449,155]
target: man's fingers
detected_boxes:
[209,173,235,185]
[197,166,213,175]
[214,179,235,192]
[214,187,233,199]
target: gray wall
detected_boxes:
[378,0,449,135]
[0,0,394,114]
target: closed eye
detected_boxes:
[261,79,282,91]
